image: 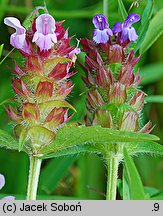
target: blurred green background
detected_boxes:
[0,0,163,199]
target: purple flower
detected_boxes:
[32,14,57,51]
[92,14,113,44]
[0,174,15,200]
[112,22,122,35]
[112,13,140,43]
[4,17,30,54]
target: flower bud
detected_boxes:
[87,90,104,110]
[108,82,127,105]
[130,91,145,112]
[93,110,113,128]
[108,44,124,64]
[5,105,22,122]
[44,108,70,132]
[140,121,154,134]
[119,111,138,132]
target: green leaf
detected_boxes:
[38,156,77,194]
[0,129,18,150]
[117,179,123,199]
[134,0,154,53]
[19,129,27,152]
[140,8,163,54]
[40,143,99,159]
[0,44,4,59]
[129,141,163,156]
[140,63,163,85]
[144,186,161,197]
[144,187,163,200]
[150,194,163,200]
[122,168,130,200]
[145,95,163,103]
[117,0,128,20]
[123,147,146,200]
[39,125,159,159]
[141,0,153,25]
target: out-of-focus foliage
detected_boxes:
[0,0,163,199]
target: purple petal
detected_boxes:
[123,13,140,27]
[4,17,26,34]
[32,14,57,51]
[112,22,122,34]
[10,32,26,49]
[0,174,5,190]
[92,14,109,30]
[107,28,113,36]
[33,33,57,51]
[35,14,56,34]
[128,27,138,41]
[120,26,138,42]
[93,29,111,44]
[4,17,25,49]
[120,28,128,42]
[1,196,15,200]
[4,17,30,53]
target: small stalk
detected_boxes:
[26,155,42,200]
[103,0,108,19]
[106,156,119,200]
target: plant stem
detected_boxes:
[26,155,42,200]
[103,0,108,19]
[106,156,119,200]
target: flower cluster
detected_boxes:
[81,14,152,133]
[0,174,15,200]
[92,13,140,46]
[4,13,79,154]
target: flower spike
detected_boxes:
[81,12,153,136]
[5,11,78,152]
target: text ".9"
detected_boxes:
[152,203,159,212]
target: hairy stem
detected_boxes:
[103,0,108,19]
[106,156,119,200]
[26,156,42,200]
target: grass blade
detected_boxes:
[140,8,163,54]
[117,0,128,20]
